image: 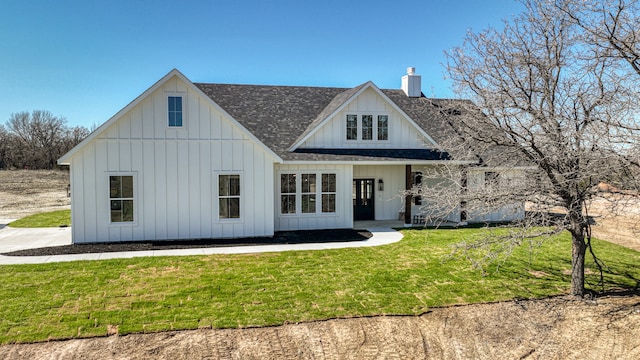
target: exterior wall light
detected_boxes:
[378,179,384,191]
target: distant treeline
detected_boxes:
[0,110,89,169]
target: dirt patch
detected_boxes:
[1,294,638,359]
[589,195,640,252]
[0,169,70,221]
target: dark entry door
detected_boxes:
[353,179,375,221]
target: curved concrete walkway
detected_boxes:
[0,226,403,265]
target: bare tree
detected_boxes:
[0,124,11,169]
[4,110,89,169]
[415,0,640,296]
[557,0,640,76]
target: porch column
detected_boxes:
[404,164,412,227]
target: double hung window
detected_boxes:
[109,175,134,223]
[321,174,336,213]
[301,174,316,213]
[346,115,358,140]
[280,174,297,214]
[377,115,388,140]
[218,174,241,219]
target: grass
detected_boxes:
[0,228,638,344]
[8,210,70,228]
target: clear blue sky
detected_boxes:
[0,0,524,128]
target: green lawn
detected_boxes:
[8,210,71,228]
[0,228,638,344]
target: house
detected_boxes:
[58,68,524,243]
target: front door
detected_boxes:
[353,179,375,220]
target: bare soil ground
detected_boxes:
[1,294,638,359]
[589,194,640,252]
[1,170,639,359]
[0,170,70,222]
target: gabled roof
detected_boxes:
[60,69,516,166]
[59,69,282,165]
[194,82,473,163]
[289,82,368,150]
[288,81,439,152]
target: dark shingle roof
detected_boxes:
[193,82,500,164]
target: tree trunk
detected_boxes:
[568,202,588,296]
[570,228,587,296]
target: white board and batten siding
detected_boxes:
[274,164,353,231]
[68,75,277,243]
[300,88,434,149]
[353,165,405,221]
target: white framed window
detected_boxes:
[167,95,184,127]
[109,174,135,223]
[321,174,336,213]
[345,113,389,142]
[301,174,316,213]
[279,172,337,215]
[218,174,241,219]
[280,173,297,214]
[377,115,388,140]
[362,115,373,140]
[346,114,358,140]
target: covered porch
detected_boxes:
[352,163,461,227]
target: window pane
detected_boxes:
[122,200,134,221]
[281,174,296,193]
[175,112,182,127]
[322,194,336,213]
[362,115,373,140]
[230,198,240,218]
[281,195,296,214]
[121,176,133,198]
[346,114,357,140]
[219,198,229,218]
[110,176,121,198]
[219,175,229,196]
[322,174,336,192]
[175,97,182,111]
[229,175,240,196]
[302,194,316,213]
[219,198,240,219]
[168,97,175,111]
[110,200,122,222]
[301,174,316,193]
[378,115,388,140]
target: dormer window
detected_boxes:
[362,115,373,140]
[346,115,358,140]
[168,96,183,127]
[345,114,389,142]
[377,115,388,140]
